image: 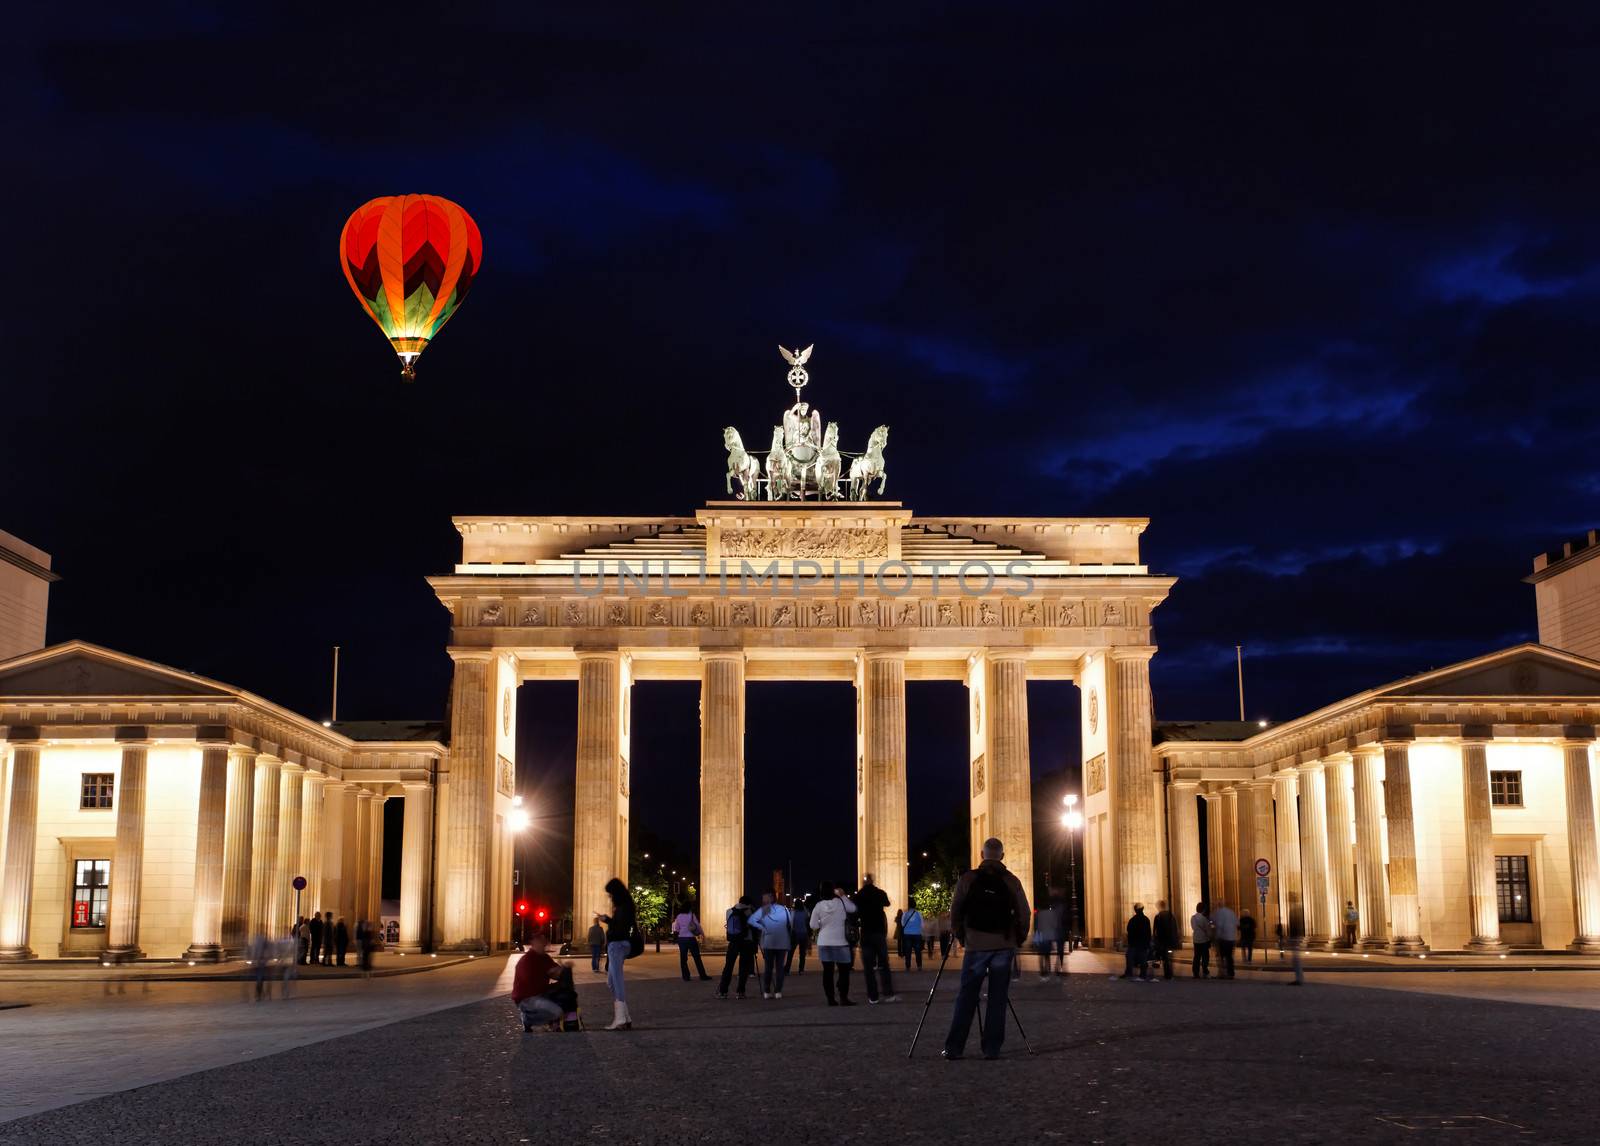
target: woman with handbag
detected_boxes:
[808,881,858,1006]
[597,878,638,1030]
[671,899,712,981]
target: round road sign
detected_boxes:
[292,875,307,891]
[1253,857,1271,877]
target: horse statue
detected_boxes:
[723,427,762,500]
[848,425,890,500]
[765,426,789,500]
[816,421,842,499]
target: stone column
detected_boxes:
[1382,738,1427,952]
[1458,737,1506,951]
[325,781,352,922]
[220,750,257,953]
[1169,780,1201,922]
[1272,770,1303,924]
[1561,732,1600,952]
[1109,649,1157,927]
[1203,791,1223,906]
[275,764,305,933]
[0,743,41,960]
[1248,780,1275,927]
[352,787,373,925]
[1351,746,1389,948]
[571,652,624,938]
[249,757,282,937]
[984,654,1035,897]
[185,743,231,962]
[1235,783,1258,919]
[1323,754,1358,947]
[700,652,745,942]
[398,781,434,952]
[367,794,387,922]
[858,652,909,912]
[300,774,326,914]
[440,652,494,952]
[103,740,150,962]
[1297,760,1334,946]
[1219,788,1240,910]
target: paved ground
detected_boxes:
[3,949,1598,1143]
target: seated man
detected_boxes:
[511,932,566,1032]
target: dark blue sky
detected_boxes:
[9,5,1600,887]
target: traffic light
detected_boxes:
[533,906,549,923]
[515,899,530,917]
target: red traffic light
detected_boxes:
[534,907,549,923]
[515,900,530,916]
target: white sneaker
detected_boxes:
[762,992,772,999]
[774,992,783,999]
[868,998,879,1005]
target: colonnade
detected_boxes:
[0,731,436,961]
[1176,734,1600,952]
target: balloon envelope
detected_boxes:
[340,194,482,379]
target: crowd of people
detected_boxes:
[244,912,383,1000]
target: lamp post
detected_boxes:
[1061,794,1083,951]
[509,797,531,949]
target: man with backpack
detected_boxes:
[942,838,1031,1061]
[854,874,900,1004]
[716,895,757,999]
[786,897,811,975]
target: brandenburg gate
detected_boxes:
[426,351,1175,950]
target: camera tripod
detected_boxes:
[906,943,1035,1058]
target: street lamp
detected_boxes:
[508,800,532,947]
[1059,794,1083,950]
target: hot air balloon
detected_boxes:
[339,195,482,381]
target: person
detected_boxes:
[247,930,273,1001]
[294,916,311,966]
[1239,909,1258,963]
[1032,903,1062,980]
[750,891,794,998]
[1190,901,1214,978]
[1211,900,1239,979]
[854,873,899,1003]
[1343,900,1359,948]
[809,881,857,1006]
[787,898,811,974]
[596,878,637,1029]
[586,916,606,972]
[717,895,757,999]
[307,912,323,966]
[1048,886,1072,966]
[901,903,924,970]
[938,911,953,959]
[511,932,565,1031]
[942,838,1030,1060]
[321,911,334,965]
[670,904,711,981]
[357,919,378,978]
[1274,919,1287,960]
[333,916,350,967]
[1286,893,1306,986]
[1152,900,1180,980]
[1122,903,1152,981]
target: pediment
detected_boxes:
[1383,645,1600,699]
[0,644,229,699]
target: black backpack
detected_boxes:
[964,869,1016,934]
[727,907,749,942]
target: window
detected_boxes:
[1496,855,1532,923]
[80,773,114,810]
[1490,771,1523,807]
[71,860,111,928]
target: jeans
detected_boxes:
[1192,941,1211,977]
[944,947,1014,1058]
[677,937,708,980]
[859,933,895,1000]
[821,958,852,1002]
[760,947,788,994]
[719,941,755,996]
[1215,939,1236,978]
[517,996,562,1028]
[590,944,603,972]
[606,941,629,1003]
[902,934,923,970]
[786,937,808,973]
[1157,945,1175,979]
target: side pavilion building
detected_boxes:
[0,642,443,962]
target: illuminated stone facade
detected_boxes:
[0,643,443,961]
[1155,644,1600,953]
[429,501,1175,948]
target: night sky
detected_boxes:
[10,6,1600,902]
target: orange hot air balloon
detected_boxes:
[339,195,483,380]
